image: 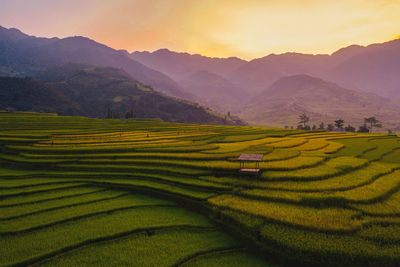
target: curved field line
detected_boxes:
[0,193,130,221]
[210,204,361,235]
[249,168,400,206]
[0,184,90,200]
[11,225,218,267]
[83,180,217,201]
[261,158,368,182]
[0,204,177,236]
[261,149,301,162]
[174,247,245,267]
[261,167,397,193]
[0,181,78,190]
[271,139,308,149]
[292,142,330,152]
[0,183,85,197]
[0,189,108,208]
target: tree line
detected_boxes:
[292,113,383,133]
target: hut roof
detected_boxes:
[238,154,263,161]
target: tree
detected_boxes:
[319,122,325,130]
[357,124,369,133]
[364,117,382,133]
[125,109,134,119]
[334,119,344,129]
[298,113,310,129]
[327,124,334,131]
[344,124,355,132]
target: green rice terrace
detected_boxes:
[1,112,400,266]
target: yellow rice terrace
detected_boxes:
[1,112,400,266]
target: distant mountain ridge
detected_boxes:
[131,38,400,128]
[131,49,247,111]
[132,39,400,100]
[240,74,400,127]
[0,26,188,99]
[227,39,400,98]
[0,64,244,125]
[131,48,246,81]
[1,25,400,128]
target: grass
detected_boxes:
[327,170,400,203]
[352,187,400,215]
[0,182,84,197]
[362,138,400,161]
[271,138,308,148]
[72,155,323,171]
[220,209,400,265]
[244,169,400,205]
[59,163,210,176]
[22,151,240,160]
[318,141,345,154]
[288,139,329,151]
[40,229,239,267]
[261,156,366,180]
[0,177,73,187]
[265,162,395,191]
[0,186,103,207]
[219,133,269,142]
[0,189,125,219]
[0,206,213,266]
[333,137,376,157]
[359,224,400,244]
[207,137,284,153]
[0,194,172,233]
[2,113,400,266]
[67,177,219,200]
[209,194,362,232]
[380,149,400,164]
[182,250,272,267]
[261,149,300,161]
[260,221,400,265]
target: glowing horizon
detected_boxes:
[0,0,399,60]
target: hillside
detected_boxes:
[228,53,330,95]
[0,64,244,125]
[227,39,400,99]
[178,70,245,112]
[328,39,400,98]
[131,49,246,81]
[131,40,400,127]
[131,49,247,111]
[0,26,187,98]
[240,74,400,127]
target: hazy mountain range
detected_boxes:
[0,63,243,125]
[131,39,400,128]
[1,25,400,128]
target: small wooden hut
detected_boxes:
[237,154,263,174]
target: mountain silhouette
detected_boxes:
[0,26,187,98]
[0,63,244,125]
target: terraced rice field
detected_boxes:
[1,112,400,266]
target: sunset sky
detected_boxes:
[1,0,399,59]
